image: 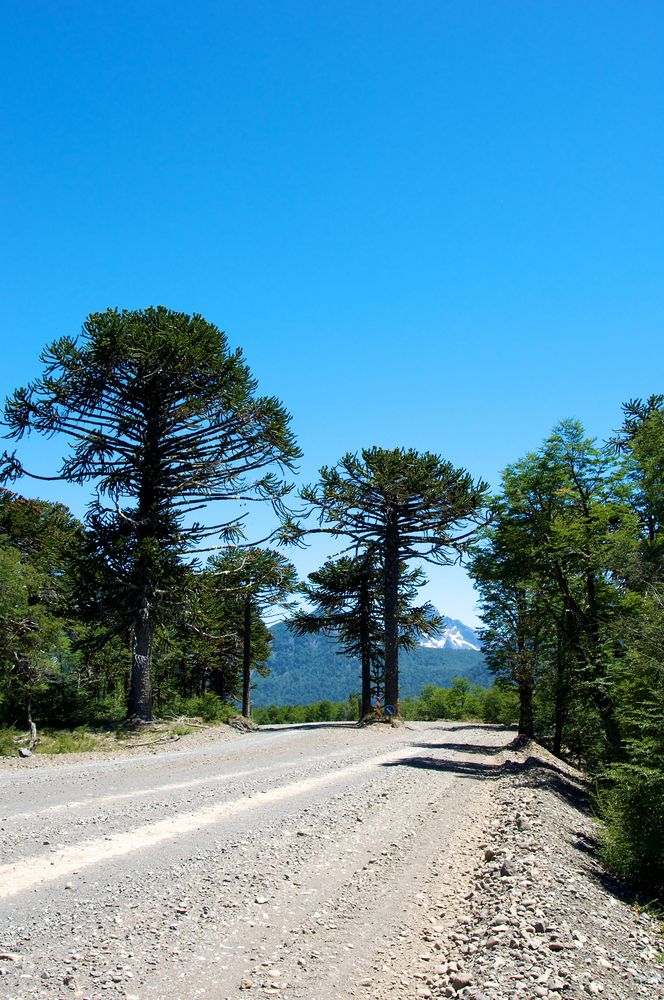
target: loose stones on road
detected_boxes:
[377,743,664,1000]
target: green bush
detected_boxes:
[160,692,235,723]
[600,765,664,899]
[400,696,422,720]
[482,685,519,725]
[194,693,236,723]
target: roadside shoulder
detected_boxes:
[384,742,664,999]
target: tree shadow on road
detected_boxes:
[382,751,591,816]
[431,723,517,733]
[383,755,505,779]
[408,741,508,755]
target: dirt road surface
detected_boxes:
[1,722,662,1000]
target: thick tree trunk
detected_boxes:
[518,678,534,739]
[594,690,623,757]
[129,594,154,720]
[383,514,400,713]
[242,594,252,719]
[129,391,163,723]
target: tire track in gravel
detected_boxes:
[0,743,432,899]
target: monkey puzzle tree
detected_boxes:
[289,553,382,719]
[177,569,273,708]
[302,448,489,711]
[1,307,301,720]
[289,551,441,718]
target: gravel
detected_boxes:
[0,723,661,999]
[363,741,664,1000]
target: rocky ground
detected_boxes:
[0,723,662,999]
[363,743,664,1000]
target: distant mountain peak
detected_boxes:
[421,617,480,652]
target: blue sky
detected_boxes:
[1,1,662,624]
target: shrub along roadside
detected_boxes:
[598,765,664,897]
[253,681,520,727]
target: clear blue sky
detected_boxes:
[1,1,662,624]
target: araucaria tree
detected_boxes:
[289,552,441,718]
[302,448,489,711]
[2,307,301,720]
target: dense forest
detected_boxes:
[0,307,662,898]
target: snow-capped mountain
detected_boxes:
[421,617,481,651]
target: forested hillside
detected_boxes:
[253,622,489,706]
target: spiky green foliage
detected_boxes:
[302,447,489,709]
[288,552,442,716]
[2,307,300,719]
[204,547,298,716]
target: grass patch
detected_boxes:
[170,724,195,736]
[0,727,22,756]
[37,726,107,754]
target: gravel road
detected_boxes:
[1,722,662,1000]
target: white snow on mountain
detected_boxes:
[420,617,481,652]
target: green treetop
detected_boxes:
[302,447,488,711]
[2,307,301,720]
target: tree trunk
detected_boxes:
[515,618,535,739]
[553,696,565,757]
[594,689,623,758]
[518,677,534,739]
[26,683,38,749]
[359,573,372,718]
[242,594,252,719]
[360,651,372,719]
[552,639,566,757]
[128,593,154,720]
[585,570,623,756]
[383,513,400,713]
